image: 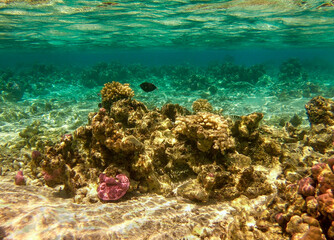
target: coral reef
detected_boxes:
[80,62,128,87]
[0,70,24,101]
[18,81,287,205]
[290,113,303,127]
[192,98,213,113]
[160,103,190,122]
[37,133,85,196]
[286,214,326,240]
[304,96,334,154]
[0,81,24,102]
[277,157,334,239]
[208,61,266,85]
[2,65,334,238]
[2,55,334,239]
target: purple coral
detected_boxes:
[14,171,26,185]
[97,173,130,201]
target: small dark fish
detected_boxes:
[140,82,157,92]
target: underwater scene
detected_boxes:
[1,0,334,239]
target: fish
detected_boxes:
[140,82,157,92]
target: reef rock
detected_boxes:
[305,96,334,126]
[177,179,209,202]
[160,103,190,122]
[174,112,235,154]
[192,99,213,113]
[100,81,134,110]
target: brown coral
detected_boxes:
[110,99,148,127]
[39,134,83,195]
[233,112,264,139]
[286,214,325,240]
[305,96,334,126]
[192,99,213,113]
[174,112,235,154]
[100,81,134,110]
[306,123,334,153]
[160,103,190,122]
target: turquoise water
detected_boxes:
[2,1,334,239]
[2,0,334,64]
[1,0,334,49]
[1,0,334,149]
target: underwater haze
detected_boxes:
[1,0,334,240]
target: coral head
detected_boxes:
[97,173,130,201]
[14,171,26,185]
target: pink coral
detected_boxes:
[97,173,130,201]
[42,168,63,187]
[14,171,26,185]
[317,191,334,219]
[311,163,327,179]
[298,177,316,197]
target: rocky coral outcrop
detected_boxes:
[160,103,190,122]
[174,112,235,154]
[21,82,288,205]
[305,96,334,126]
[100,81,134,110]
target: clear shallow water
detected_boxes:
[1,1,334,239]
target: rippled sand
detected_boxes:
[0,175,285,240]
